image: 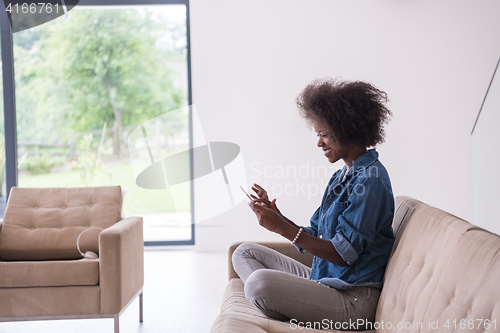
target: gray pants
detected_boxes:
[232,243,380,330]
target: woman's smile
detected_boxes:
[313,121,366,168]
[314,122,340,163]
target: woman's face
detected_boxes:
[313,121,347,164]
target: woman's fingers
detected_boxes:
[247,202,259,214]
[271,198,279,209]
[251,186,263,196]
[252,183,269,199]
[253,183,264,191]
[253,197,272,207]
[249,201,272,212]
[251,194,268,204]
[248,202,284,233]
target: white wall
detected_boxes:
[189,0,500,251]
[472,59,500,235]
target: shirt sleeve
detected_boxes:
[294,207,319,253]
[330,176,393,265]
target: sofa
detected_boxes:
[0,186,144,333]
[211,196,500,332]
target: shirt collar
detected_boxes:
[344,148,379,177]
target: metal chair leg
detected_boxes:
[114,315,120,333]
[139,292,144,322]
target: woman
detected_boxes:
[232,79,395,329]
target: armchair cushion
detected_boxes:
[0,258,99,288]
[0,186,123,260]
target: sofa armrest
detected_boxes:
[227,241,314,280]
[99,216,144,314]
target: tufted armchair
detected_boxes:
[0,186,144,333]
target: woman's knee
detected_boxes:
[244,269,280,302]
[232,242,255,266]
[244,269,290,321]
[232,242,254,259]
[232,242,260,283]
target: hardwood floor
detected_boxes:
[0,250,228,333]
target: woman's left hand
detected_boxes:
[248,201,287,234]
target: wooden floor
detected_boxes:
[0,250,228,333]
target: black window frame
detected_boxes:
[0,0,195,246]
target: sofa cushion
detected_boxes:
[376,196,500,332]
[0,186,123,260]
[0,259,99,288]
[221,279,269,318]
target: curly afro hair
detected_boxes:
[296,78,392,148]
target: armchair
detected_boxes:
[0,186,144,333]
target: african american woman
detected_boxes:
[232,78,395,330]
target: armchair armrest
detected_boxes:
[227,241,314,280]
[99,216,144,314]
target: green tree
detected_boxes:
[32,8,186,158]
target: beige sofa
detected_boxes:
[0,186,144,333]
[211,196,500,332]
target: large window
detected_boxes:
[1,0,193,245]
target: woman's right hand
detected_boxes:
[251,183,269,201]
[251,183,282,216]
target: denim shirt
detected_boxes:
[295,148,395,289]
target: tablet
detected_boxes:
[232,184,255,203]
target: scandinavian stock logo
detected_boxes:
[128,106,249,223]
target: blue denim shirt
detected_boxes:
[295,148,394,289]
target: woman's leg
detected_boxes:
[232,243,380,328]
[244,269,380,329]
[232,242,311,283]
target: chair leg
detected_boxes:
[139,292,144,322]
[114,315,120,333]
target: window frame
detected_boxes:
[0,0,195,246]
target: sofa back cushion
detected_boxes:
[376,196,500,332]
[0,186,123,260]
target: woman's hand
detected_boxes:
[251,183,269,202]
[248,201,288,235]
[251,183,282,215]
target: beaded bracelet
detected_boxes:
[291,227,304,245]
